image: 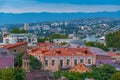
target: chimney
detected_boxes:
[54,50,61,55]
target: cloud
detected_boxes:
[0,0,120,5]
[0,1,120,13]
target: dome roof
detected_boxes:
[69,40,85,45]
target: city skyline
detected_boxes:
[0,0,120,13]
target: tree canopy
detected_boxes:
[0,67,25,80]
[54,64,117,80]
[11,28,28,34]
[105,31,120,49]
[85,41,109,51]
[0,53,42,80]
[111,72,120,80]
[37,37,50,43]
[60,42,68,45]
[50,34,68,39]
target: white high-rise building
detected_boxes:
[24,23,29,30]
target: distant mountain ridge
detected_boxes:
[0,11,120,25]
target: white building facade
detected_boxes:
[3,34,37,46]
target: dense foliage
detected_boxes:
[37,34,68,42]
[85,41,109,51]
[111,72,120,80]
[13,68,25,80]
[54,64,117,80]
[0,68,25,80]
[106,31,120,49]
[60,42,68,45]
[37,37,50,42]
[50,34,68,39]
[30,55,42,70]
[0,53,41,80]
[14,53,42,70]
[11,28,28,34]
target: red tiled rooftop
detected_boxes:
[49,48,93,56]
[29,47,94,57]
[4,42,27,49]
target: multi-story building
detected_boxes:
[4,42,28,56]
[24,23,29,30]
[3,33,37,46]
[51,22,59,26]
[90,47,114,65]
[108,52,120,64]
[28,47,95,72]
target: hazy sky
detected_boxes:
[0,0,120,13]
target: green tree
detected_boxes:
[14,53,23,67]
[1,68,15,80]
[85,41,109,51]
[99,64,116,80]
[11,28,28,34]
[60,42,68,45]
[0,68,25,80]
[50,34,68,39]
[111,72,120,80]
[14,53,42,69]
[37,37,50,42]
[30,55,42,70]
[85,42,95,46]
[11,28,20,33]
[53,70,63,79]
[14,68,25,80]
[0,69,2,79]
[106,31,120,49]
[54,64,116,80]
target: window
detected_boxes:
[52,60,55,66]
[45,60,48,66]
[6,39,9,44]
[66,59,70,66]
[60,60,63,67]
[28,39,31,42]
[88,59,91,64]
[13,49,17,53]
[32,39,34,41]
[80,59,84,63]
[1,52,7,56]
[74,59,77,65]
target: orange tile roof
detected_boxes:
[29,47,95,57]
[28,48,45,56]
[71,63,91,73]
[4,42,27,49]
[44,48,94,56]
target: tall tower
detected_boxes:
[22,53,30,72]
[24,23,29,30]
